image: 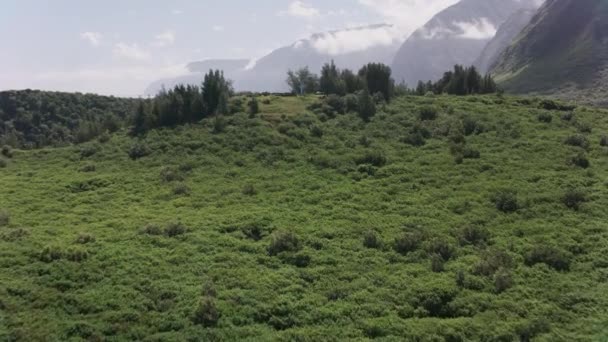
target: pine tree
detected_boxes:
[357,89,376,122]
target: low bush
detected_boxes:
[525,245,571,271]
[458,226,490,246]
[576,121,593,133]
[75,233,95,244]
[474,249,513,276]
[39,246,64,262]
[141,224,163,236]
[600,135,608,147]
[493,268,514,293]
[426,238,456,261]
[394,232,423,255]
[66,248,89,262]
[462,117,484,136]
[160,167,184,182]
[539,99,575,111]
[419,106,439,121]
[325,94,345,114]
[240,221,273,241]
[402,132,426,147]
[0,159,7,168]
[268,231,301,256]
[0,210,9,227]
[537,113,553,123]
[564,135,590,150]
[562,189,587,210]
[309,125,323,138]
[492,190,519,213]
[242,184,257,196]
[79,164,96,173]
[128,142,151,160]
[561,111,574,121]
[431,254,445,273]
[164,222,187,237]
[344,94,358,113]
[569,153,590,168]
[1,145,13,158]
[355,151,387,167]
[172,183,191,196]
[463,147,481,159]
[193,297,220,327]
[79,145,99,158]
[363,230,381,249]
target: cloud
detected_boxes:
[172,9,183,15]
[310,25,400,55]
[358,0,460,39]
[454,18,497,39]
[113,43,150,61]
[212,25,225,32]
[281,1,320,18]
[153,30,176,47]
[80,32,103,47]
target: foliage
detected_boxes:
[357,89,376,122]
[286,67,319,95]
[358,63,394,102]
[492,190,519,213]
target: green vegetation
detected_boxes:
[1,92,608,341]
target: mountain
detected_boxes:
[491,0,608,105]
[391,0,541,86]
[474,8,538,74]
[145,59,249,96]
[145,25,401,94]
[238,24,400,92]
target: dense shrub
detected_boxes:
[172,183,191,196]
[525,245,571,271]
[193,297,220,327]
[492,190,519,213]
[462,147,481,159]
[0,159,7,168]
[431,254,445,273]
[537,113,553,123]
[402,132,426,147]
[79,164,96,173]
[0,210,9,227]
[458,226,490,246]
[325,94,345,114]
[1,145,13,158]
[474,249,513,276]
[600,135,608,147]
[462,117,484,136]
[394,232,423,255]
[357,90,376,122]
[576,121,592,133]
[128,142,151,160]
[493,268,514,293]
[561,111,574,121]
[141,224,163,236]
[242,184,257,196]
[419,106,439,121]
[75,233,95,244]
[66,248,89,262]
[562,189,587,210]
[240,221,273,241]
[569,153,590,168]
[164,222,187,237]
[363,230,381,249]
[539,99,575,111]
[309,125,323,138]
[355,151,387,167]
[564,135,590,150]
[344,94,358,113]
[160,167,184,182]
[268,231,301,256]
[79,145,99,158]
[39,246,64,262]
[426,238,456,261]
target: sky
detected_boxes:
[0,0,460,97]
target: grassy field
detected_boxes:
[1,94,608,341]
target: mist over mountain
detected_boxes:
[146,25,400,95]
[391,0,541,86]
[491,0,608,105]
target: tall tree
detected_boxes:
[286,67,319,95]
[358,63,394,102]
[319,60,344,95]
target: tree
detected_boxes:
[248,96,259,117]
[287,67,319,95]
[341,69,363,94]
[319,60,344,95]
[357,89,376,122]
[202,70,233,115]
[131,100,148,135]
[358,63,394,102]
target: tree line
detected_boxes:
[413,65,498,96]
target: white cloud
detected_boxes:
[281,1,320,18]
[80,32,103,47]
[113,43,150,61]
[311,25,400,55]
[172,9,183,15]
[212,25,225,32]
[358,0,460,39]
[454,18,497,39]
[153,30,176,47]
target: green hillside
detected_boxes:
[492,0,608,106]
[1,94,608,340]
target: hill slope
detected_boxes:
[491,0,608,105]
[391,0,538,86]
[1,93,608,340]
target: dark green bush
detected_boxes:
[1,145,13,158]
[160,167,184,182]
[242,184,257,196]
[193,297,220,327]
[79,164,96,173]
[458,226,490,246]
[172,183,191,196]
[355,151,387,167]
[325,94,345,114]
[569,153,590,168]
[562,189,587,210]
[309,125,323,138]
[79,145,99,158]
[474,249,513,276]
[344,94,358,113]
[0,210,9,227]
[525,245,571,271]
[141,224,163,236]
[39,246,64,262]
[66,248,89,262]
[363,230,381,249]
[426,238,456,261]
[75,233,95,244]
[600,135,608,147]
[0,159,7,168]
[463,147,481,159]
[394,232,423,255]
[419,106,438,121]
[576,121,592,133]
[402,132,426,147]
[539,99,575,111]
[537,113,553,123]
[240,221,273,241]
[493,268,513,293]
[128,142,151,160]
[431,254,445,273]
[268,231,301,256]
[462,117,484,136]
[164,222,187,237]
[492,190,519,213]
[561,111,574,121]
[564,135,590,150]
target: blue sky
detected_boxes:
[0,0,459,96]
